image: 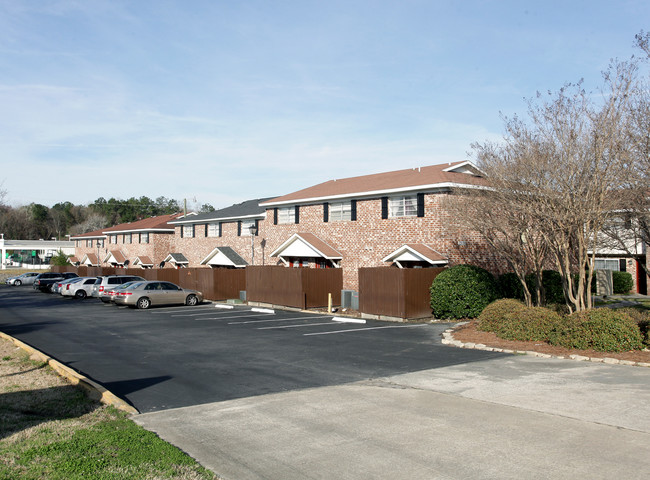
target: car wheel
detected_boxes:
[75,290,87,300]
[186,294,198,306]
[136,297,151,309]
[15,280,22,286]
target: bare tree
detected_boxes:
[471,61,636,313]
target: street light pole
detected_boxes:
[248,223,257,266]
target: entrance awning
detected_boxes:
[271,233,342,267]
[382,244,448,268]
[103,250,127,267]
[163,253,189,268]
[200,247,248,268]
[133,256,154,268]
[80,253,99,266]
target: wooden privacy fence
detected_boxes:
[246,266,342,309]
[52,266,245,301]
[358,267,445,319]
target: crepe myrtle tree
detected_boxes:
[469,60,637,313]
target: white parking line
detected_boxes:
[303,324,428,336]
[195,313,274,321]
[228,315,330,325]
[258,322,334,330]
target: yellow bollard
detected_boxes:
[328,293,332,313]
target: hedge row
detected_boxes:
[476,299,647,353]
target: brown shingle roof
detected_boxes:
[102,213,182,233]
[260,162,486,206]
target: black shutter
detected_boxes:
[237,221,242,236]
[381,197,389,219]
[323,203,329,223]
[295,205,300,224]
[218,222,222,237]
[205,224,208,237]
[620,259,627,272]
[180,227,183,238]
[273,208,278,225]
[192,225,195,237]
[417,193,425,217]
[351,200,357,221]
[254,219,259,236]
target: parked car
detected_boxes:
[33,272,79,292]
[100,281,141,303]
[5,272,39,286]
[61,277,99,299]
[91,275,145,299]
[52,277,83,294]
[113,281,203,309]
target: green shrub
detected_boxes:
[617,307,650,346]
[477,299,527,332]
[496,307,563,342]
[497,273,524,300]
[430,265,499,319]
[548,309,643,352]
[612,271,634,294]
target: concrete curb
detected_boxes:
[0,331,139,414]
[441,327,650,368]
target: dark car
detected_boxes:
[33,272,79,292]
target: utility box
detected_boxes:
[596,270,613,296]
[239,290,247,302]
[341,290,359,310]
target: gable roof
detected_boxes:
[200,247,248,268]
[164,253,189,265]
[102,213,182,234]
[271,233,343,260]
[260,161,486,207]
[133,256,154,267]
[382,244,448,265]
[169,198,275,225]
[69,228,107,240]
[104,250,127,265]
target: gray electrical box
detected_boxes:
[341,290,359,310]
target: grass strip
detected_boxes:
[0,340,218,480]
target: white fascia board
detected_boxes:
[169,213,265,225]
[103,228,175,234]
[260,182,487,207]
[69,235,107,240]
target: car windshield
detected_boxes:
[124,282,145,290]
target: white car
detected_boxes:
[52,277,83,294]
[5,272,40,286]
[61,277,99,299]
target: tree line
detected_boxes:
[447,31,650,314]
[0,194,214,241]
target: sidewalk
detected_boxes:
[134,354,650,480]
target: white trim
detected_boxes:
[102,228,175,234]
[442,160,485,175]
[260,182,487,207]
[169,213,265,225]
[382,245,448,265]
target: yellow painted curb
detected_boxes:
[0,331,138,414]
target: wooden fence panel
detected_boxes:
[359,267,444,319]
[246,266,304,308]
[302,268,343,308]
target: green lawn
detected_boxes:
[0,341,218,480]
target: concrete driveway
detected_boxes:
[134,355,650,480]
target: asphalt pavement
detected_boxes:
[2,286,649,479]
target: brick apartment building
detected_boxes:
[167,161,492,290]
[70,213,182,269]
[70,160,648,293]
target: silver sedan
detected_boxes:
[5,272,39,286]
[113,281,203,309]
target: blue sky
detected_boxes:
[1,0,648,209]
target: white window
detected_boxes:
[140,233,149,244]
[330,202,352,222]
[389,196,417,218]
[207,223,220,237]
[183,225,194,238]
[594,259,620,271]
[278,207,296,224]
[86,239,93,247]
[124,233,132,244]
[110,235,117,244]
[97,238,104,248]
[241,219,256,236]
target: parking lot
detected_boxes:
[0,285,499,413]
